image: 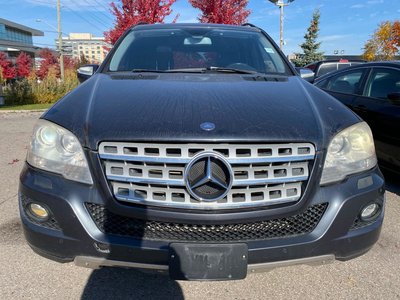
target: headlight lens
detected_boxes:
[320,122,377,185]
[27,120,93,184]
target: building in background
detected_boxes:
[58,33,110,63]
[0,18,44,60]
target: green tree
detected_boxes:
[292,9,324,67]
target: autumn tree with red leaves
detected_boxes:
[37,48,59,79]
[189,0,250,25]
[105,0,178,45]
[16,52,32,78]
[0,52,16,82]
[63,56,78,70]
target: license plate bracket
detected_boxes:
[169,243,248,280]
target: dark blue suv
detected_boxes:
[19,23,384,281]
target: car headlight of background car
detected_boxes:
[321,122,377,185]
[27,120,93,184]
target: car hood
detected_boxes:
[43,73,359,151]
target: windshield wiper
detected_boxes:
[205,66,258,74]
[131,67,258,74]
[132,68,205,73]
[131,69,166,73]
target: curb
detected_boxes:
[0,109,48,113]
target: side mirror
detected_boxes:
[387,92,400,105]
[296,68,315,83]
[77,64,99,83]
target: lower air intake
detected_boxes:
[86,203,327,242]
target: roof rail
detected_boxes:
[241,23,258,28]
[135,21,149,26]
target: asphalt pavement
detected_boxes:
[0,112,399,300]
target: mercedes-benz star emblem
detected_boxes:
[184,152,233,202]
[200,122,215,131]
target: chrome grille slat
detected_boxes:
[99,142,315,210]
[99,154,315,164]
[104,160,309,186]
[112,182,302,209]
[99,142,315,164]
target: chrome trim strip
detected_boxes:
[106,175,309,187]
[233,176,309,186]
[115,193,299,210]
[99,153,315,164]
[74,254,335,272]
[107,175,185,186]
[74,256,169,270]
[248,255,335,273]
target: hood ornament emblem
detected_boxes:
[185,152,233,202]
[200,122,215,131]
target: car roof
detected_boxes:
[132,23,261,32]
[314,61,400,83]
[305,59,366,67]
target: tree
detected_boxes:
[105,0,178,45]
[16,52,32,78]
[63,56,78,70]
[292,9,324,67]
[189,0,250,25]
[37,48,59,79]
[77,53,90,67]
[362,21,400,61]
[0,52,16,81]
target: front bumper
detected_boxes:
[19,163,385,279]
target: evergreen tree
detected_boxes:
[78,53,90,67]
[292,9,324,67]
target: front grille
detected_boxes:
[86,203,327,242]
[99,142,316,210]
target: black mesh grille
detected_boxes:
[350,217,376,230]
[86,203,327,242]
[19,194,61,231]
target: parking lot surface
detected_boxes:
[0,112,399,300]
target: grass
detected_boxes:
[0,103,53,111]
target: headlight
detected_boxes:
[320,122,377,185]
[27,120,93,184]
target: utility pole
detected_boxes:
[279,3,284,49]
[268,0,295,50]
[57,0,64,81]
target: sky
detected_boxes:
[1,0,399,55]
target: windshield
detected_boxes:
[108,28,290,75]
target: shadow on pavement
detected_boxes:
[81,267,184,300]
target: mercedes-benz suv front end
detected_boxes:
[19,23,385,281]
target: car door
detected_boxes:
[352,67,400,168]
[315,68,369,109]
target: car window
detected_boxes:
[108,28,289,74]
[317,63,337,77]
[315,70,365,95]
[337,63,351,70]
[366,68,400,99]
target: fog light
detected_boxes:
[29,203,49,220]
[360,203,380,221]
